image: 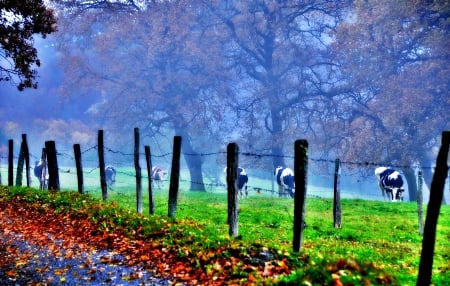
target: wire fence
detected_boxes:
[1,142,448,205]
[2,132,449,286]
[2,136,450,254]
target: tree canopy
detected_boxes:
[0,0,57,90]
[329,0,450,200]
[51,0,449,196]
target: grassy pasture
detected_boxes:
[82,177,449,285]
[1,166,449,284]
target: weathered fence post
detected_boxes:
[73,144,84,194]
[293,139,308,252]
[45,140,60,191]
[417,170,424,235]
[168,136,182,218]
[134,128,142,214]
[97,130,107,201]
[333,158,342,228]
[145,145,155,215]
[417,131,450,286]
[226,143,239,238]
[8,139,13,186]
[24,135,30,187]
[15,134,28,186]
[17,134,31,187]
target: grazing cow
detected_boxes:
[151,166,167,189]
[374,167,405,202]
[105,166,116,188]
[274,166,307,228]
[274,166,295,198]
[224,167,249,198]
[34,159,48,189]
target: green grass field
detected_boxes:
[106,190,450,284]
[2,166,449,284]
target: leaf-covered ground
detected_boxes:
[0,187,404,285]
[0,188,297,285]
[0,199,174,285]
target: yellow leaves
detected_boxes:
[122,270,144,281]
[54,267,69,276]
[331,273,344,286]
[15,260,27,267]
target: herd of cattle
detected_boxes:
[33,161,168,191]
[103,165,167,190]
[32,160,405,202]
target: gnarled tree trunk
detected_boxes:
[402,167,417,202]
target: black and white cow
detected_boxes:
[151,166,167,189]
[224,167,249,198]
[105,166,116,188]
[275,166,307,227]
[374,167,405,202]
[34,159,48,189]
[274,166,295,198]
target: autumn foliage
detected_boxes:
[0,186,401,285]
[0,187,293,284]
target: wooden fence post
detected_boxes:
[417,131,450,286]
[8,139,13,186]
[145,145,155,215]
[18,134,31,187]
[417,170,424,235]
[333,158,342,228]
[15,135,26,186]
[226,143,239,238]
[24,135,30,187]
[168,136,182,218]
[45,140,60,191]
[74,144,84,194]
[97,130,107,201]
[293,139,308,252]
[134,128,142,214]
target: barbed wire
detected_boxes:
[0,150,438,171]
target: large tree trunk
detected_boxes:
[402,167,417,202]
[419,152,434,190]
[176,128,206,192]
[269,108,286,169]
[419,153,447,204]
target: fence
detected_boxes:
[1,129,449,284]
[2,135,448,203]
[1,130,449,226]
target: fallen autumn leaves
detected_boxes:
[0,187,291,285]
[0,196,174,284]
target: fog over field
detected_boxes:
[1,1,449,204]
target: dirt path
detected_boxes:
[0,190,288,285]
[0,201,175,285]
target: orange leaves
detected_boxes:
[0,189,291,285]
[5,269,18,278]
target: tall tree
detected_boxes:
[54,0,232,191]
[330,0,450,201]
[0,0,56,90]
[208,0,351,168]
